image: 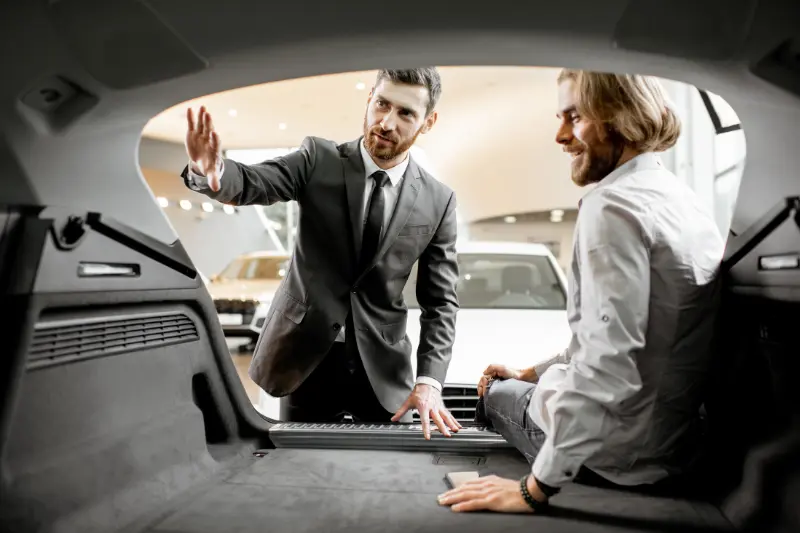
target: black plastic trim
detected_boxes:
[698,89,743,135]
[722,196,800,272]
[85,212,197,278]
[269,422,511,453]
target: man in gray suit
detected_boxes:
[181,67,461,439]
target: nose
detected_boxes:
[380,111,398,131]
[555,121,572,146]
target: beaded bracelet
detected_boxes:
[519,475,549,513]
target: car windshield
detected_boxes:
[217,257,289,281]
[404,253,566,310]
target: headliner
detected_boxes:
[0,0,797,244]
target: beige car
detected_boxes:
[207,251,291,341]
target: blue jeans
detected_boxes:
[483,378,547,465]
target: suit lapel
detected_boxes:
[342,138,366,264]
[358,159,421,280]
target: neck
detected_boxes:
[615,146,643,169]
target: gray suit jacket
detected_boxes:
[181,136,459,412]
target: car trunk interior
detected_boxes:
[1,196,798,533]
[2,1,800,532]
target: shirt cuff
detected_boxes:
[187,159,224,183]
[531,439,583,487]
[415,376,442,391]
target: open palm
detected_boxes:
[186,106,223,191]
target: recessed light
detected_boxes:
[202,202,214,213]
[551,209,564,217]
[223,205,236,215]
[156,197,168,207]
[355,82,366,90]
[228,109,237,117]
[278,123,287,130]
[179,200,192,211]
[504,216,517,224]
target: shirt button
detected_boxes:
[601,315,610,323]
[332,323,341,330]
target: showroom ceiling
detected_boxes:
[142,66,595,222]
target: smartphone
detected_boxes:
[443,471,480,489]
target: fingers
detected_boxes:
[186,108,195,132]
[204,109,215,138]
[477,375,488,397]
[441,408,461,432]
[420,406,432,440]
[210,131,220,153]
[438,487,491,512]
[391,400,410,423]
[430,409,451,437]
[197,106,206,135]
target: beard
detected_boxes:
[570,133,625,187]
[363,115,422,161]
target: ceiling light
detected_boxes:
[156,197,168,208]
[278,123,287,130]
[550,209,564,223]
[504,216,517,224]
[228,109,237,117]
[202,202,214,213]
[179,200,192,211]
[355,82,366,90]
[223,205,235,215]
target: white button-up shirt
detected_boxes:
[186,141,441,391]
[529,152,725,487]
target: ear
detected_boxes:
[421,110,438,134]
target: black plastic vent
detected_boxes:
[28,312,198,369]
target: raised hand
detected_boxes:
[186,106,223,191]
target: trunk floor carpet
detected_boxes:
[142,448,732,533]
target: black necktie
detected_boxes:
[360,170,390,270]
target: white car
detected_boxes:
[257,241,572,422]
[207,251,291,341]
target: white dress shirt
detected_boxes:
[186,140,441,391]
[528,152,725,487]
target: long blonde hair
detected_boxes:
[558,69,681,152]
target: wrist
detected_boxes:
[525,475,549,503]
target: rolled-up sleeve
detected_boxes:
[532,190,652,487]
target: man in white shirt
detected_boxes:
[181,68,461,439]
[438,70,725,513]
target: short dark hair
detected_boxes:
[375,67,442,116]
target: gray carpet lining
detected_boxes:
[144,448,732,533]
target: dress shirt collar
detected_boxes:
[579,151,664,208]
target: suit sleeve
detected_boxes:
[414,191,460,385]
[180,136,318,206]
